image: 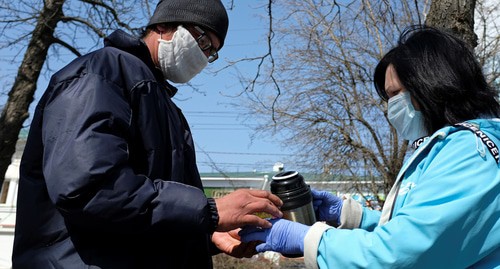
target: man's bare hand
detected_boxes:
[215,189,283,232]
[212,229,259,258]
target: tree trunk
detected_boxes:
[426,0,477,48]
[0,0,64,191]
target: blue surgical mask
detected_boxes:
[388,91,428,142]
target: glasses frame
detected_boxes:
[193,26,218,63]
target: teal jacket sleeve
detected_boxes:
[313,130,500,268]
[359,207,381,231]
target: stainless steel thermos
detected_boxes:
[271,171,316,225]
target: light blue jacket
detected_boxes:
[304,119,500,268]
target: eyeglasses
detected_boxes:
[192,26,218,63]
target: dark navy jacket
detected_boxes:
[13,30,217,269]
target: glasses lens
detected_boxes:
[193,25,218,63]
[197,36,212,51]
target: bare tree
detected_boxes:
[475,0,500,87]
[0,0,152,191]
[234,0,428,203]
[234,0,497,205]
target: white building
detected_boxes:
[0,159,19,269]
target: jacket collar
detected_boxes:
[103,30,178,97]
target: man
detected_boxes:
[12,0,282,268]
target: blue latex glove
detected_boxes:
[239,218,310,255]
[311,189,343,225]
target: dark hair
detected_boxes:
[374,25,500,134]
[139,23,179,39]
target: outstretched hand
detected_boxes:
[212,229,259,258]
[215,189,283,232]
[238,218,310,255]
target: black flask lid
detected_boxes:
[271,171,312,210]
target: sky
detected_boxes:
[3,1,499,175]
[0,1,294,174]
[172,2,294,174]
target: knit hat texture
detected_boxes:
[148,0,229,49]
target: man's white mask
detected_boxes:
[157,25,208,83]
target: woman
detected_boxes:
[240,25,500,268]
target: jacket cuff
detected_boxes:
[304,222,333,269]
[338,197,363,229]
[207,198,219,234]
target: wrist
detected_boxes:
[331,199,343,226]
[296,222,310,253]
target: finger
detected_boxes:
[241,215,276,229]
[311,189,320,197]
[246,190,283,207]
[267,193,283,207]
[317,190,329,198]
[262,202,283,218]
[246,200,283,218]
[228,229,241,239]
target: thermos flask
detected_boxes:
[271,171,316,226]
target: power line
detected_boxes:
[185,115,240,119]
[198,162,271,167]
[190,123,256,126]
[192,128,250,131]
[184,111,240,114]
[184,112,242,118]
[201,151,299,157]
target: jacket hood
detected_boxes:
[104,30,152,66]
[460,118,500,140]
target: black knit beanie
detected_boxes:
[147,0,229,50]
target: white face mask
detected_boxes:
[388,91,428,142]
[157,25,208,83]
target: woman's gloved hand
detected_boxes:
[238,218,310,255]
[311,189,343,226]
